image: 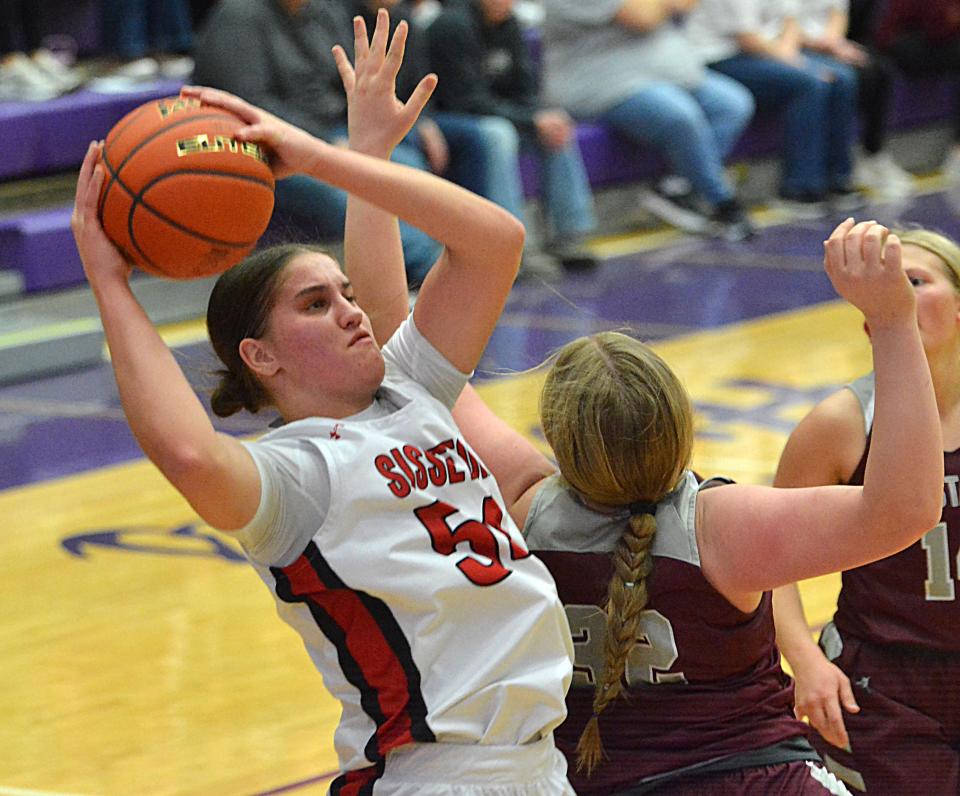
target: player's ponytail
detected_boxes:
[540,332,693,775]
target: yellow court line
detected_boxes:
[0,318,101,348]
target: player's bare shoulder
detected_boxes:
[776,387,867,488]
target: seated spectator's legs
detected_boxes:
[103,0,193,60]
[429,113,489,197]
[690,69,755,160]
[884,32,960,145]
[599,82,737,206]
[711,55,831,197]
[387,140,445,285]
[805,52,858,189]
[472,116,527,224]
[852,51,896,155]
[273,175,348,241]
[532,139,597,242]
[149,0,194,55]
[273,142,442,287]
[103,0,150,60]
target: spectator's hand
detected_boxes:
[417,117,450,174]
[832,38,868,66]
[180,85,317,180]
[534,109,574,150]
[790,652,860,749]
[72,141,133,288]
[333,9,438,160]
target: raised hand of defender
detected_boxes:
[72,141,132,286]
[179,86,317,181]
[332,8,437,159]
[824,218,914,330]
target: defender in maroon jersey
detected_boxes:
[452,220,942,793]
[774,228,960,794]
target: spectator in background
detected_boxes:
[347,0,490,202]
[875,0,960,184]
[0,1,84,102]
[686,0,862,218]
[541,0,756,242]
[192,0,442,287]
[427,0,600,268]
[796,0,915,200]
[96,0,196,85]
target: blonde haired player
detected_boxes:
[774,227,960,794]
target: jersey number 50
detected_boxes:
[415,497,530,586]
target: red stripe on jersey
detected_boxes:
[273,543,434,763]
[329,760,385,796]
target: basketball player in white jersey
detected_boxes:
[71,11,574,794]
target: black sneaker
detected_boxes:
[776,190,829,219]
[638,179,712,233]
[710,198,755,242]
[546,238,599,271]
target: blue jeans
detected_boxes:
[102,0,194,59]
[274,138,442,286]
[599,71,755,206]
[434,113,597,242]
[430,113,489,197]
[710,52,858,195]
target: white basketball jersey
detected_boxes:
[244,375,573,777]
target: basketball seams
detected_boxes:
[125,171,273,276]
[128,169,275,244]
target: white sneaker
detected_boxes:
[159,55,194,80]
[942,148,960,186]
[854,151,914,199]
[0,53,63,101]
[30,48,84,94]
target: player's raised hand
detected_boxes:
[71,141,132,286]
[333,9,437,159]
[824,218,914,330]
[179,85,317,180]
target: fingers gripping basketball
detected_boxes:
[98,96,275,279]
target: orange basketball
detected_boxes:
[97,96,275,279]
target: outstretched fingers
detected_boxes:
[352,14,370,70]
[368,7,390,70]
[385,18,409,82]
[332,44,355,94]
[404,73,438,121]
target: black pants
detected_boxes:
[884,32,960,140]
[0,1,42,56]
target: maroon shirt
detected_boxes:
[834,436,960,652]
[524,473,810,794]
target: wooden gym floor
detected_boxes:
[2,183,957,795]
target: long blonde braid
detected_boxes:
[540,332,693,775]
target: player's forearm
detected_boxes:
[772,583,823,668]
[305,142,524,283]
[91,276,221,473]
[862,320,943,546]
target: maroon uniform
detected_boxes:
[525,472,847,794]
[814,374,960,794]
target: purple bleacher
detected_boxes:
[0,80,184,180]
[0,207,82,292]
